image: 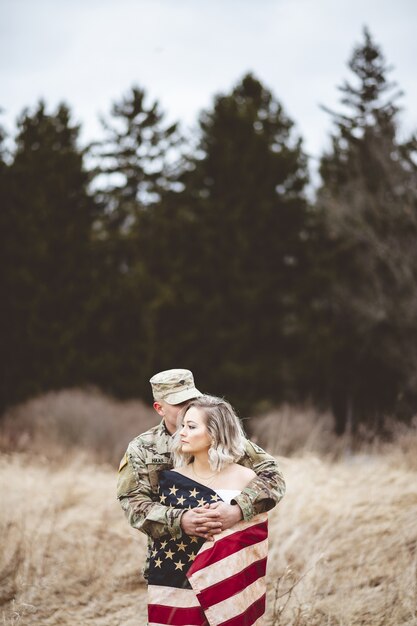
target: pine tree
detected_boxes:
[0,121,13,411]
[157,73,311,412]
[85,87,183,398]
[0,102,97,408]
[93,86,181,238]
[318,28,417,433]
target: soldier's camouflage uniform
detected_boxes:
[117,419,285,579]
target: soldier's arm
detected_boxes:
[116,448,185,541]
[233,439,286,521]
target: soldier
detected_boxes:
[117,368,285,580]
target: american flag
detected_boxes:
[148,470,268,626]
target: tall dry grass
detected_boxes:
[0,453,147,626]
[3,389,417,467]
[1,451,416,626]
[250,404,417,470]
[266,455,417,625]
[1,390,416,625]
[0,388,156,466]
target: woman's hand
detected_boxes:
[208,502,243,530]
[180,503,243,541]
[181,504,222,540]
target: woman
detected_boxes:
[147,395,269,626]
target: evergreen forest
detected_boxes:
[2,29,417,434]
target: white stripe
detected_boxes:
[147,584,200,607]
[189,537,268,592]
[197,513,268,555]
[204,576,266,624]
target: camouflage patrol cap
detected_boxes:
[150,369,202,405]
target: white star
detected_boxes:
[165,549,174,560]
[169,485,178,495]
[154,558,162,568]
[189,488,199,498]
[197,497,207,506]
[175,560,185,571]
[159,493,167,503]
[188,551,196,562]
[176,541,187,552]
[210,494,220,501]
[176,495,186,505]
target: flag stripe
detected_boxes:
[197,557,267,609]
[148,604,206,625]
[220,593,266,626]
[149,622,208,626]
[188,538,268,591]
[189,521,268,574]
[149,623,208,626]
[205,576,266,625]
[196,513,268,556]
[148,585,201,607]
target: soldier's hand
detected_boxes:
[181,505,222,540]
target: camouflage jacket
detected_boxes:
[117,419,285,577]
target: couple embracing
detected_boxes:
[117,369,286,626]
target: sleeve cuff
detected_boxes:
[169,508,186,539]
[232,492,254,522]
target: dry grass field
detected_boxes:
[1,389,416,625]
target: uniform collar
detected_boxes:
[154,419,173,454]
[158,419,172,435]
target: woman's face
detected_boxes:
[179,406,212,455]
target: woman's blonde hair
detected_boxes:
[171,395,246,472]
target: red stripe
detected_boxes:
[148,604,206,625]
[219,593,266,626]
[189,521,268,576]
[197,557,267,610]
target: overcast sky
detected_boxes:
[1,0,416,165]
